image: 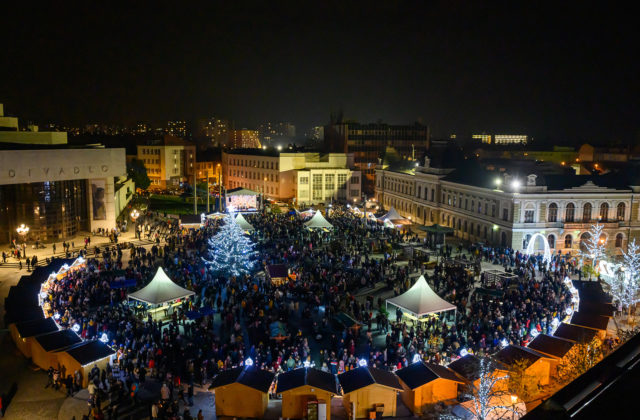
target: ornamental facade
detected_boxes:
[375,158,640,255]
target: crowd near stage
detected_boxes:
[2,205,626,419]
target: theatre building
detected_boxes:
[0,104,126,243]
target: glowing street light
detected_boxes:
[245,357,253,367]
[16,223,29,257]
[130,209,140,221]
[358,359,367,367]
[511,179,521,191]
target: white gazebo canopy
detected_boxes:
[304,210,333,229]
[235,213,255,231]
[386,275,456,318]
[128,267,195,305]
[378,206,406,222]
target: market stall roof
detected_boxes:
[128,267,195,305]
[234,213,254,231]
[419,223,454,234]
[226,187,259,196]
[494,345,549,368]
[338,366,402,393]
[553,322,598,343]
[396,361,465,390]
[209,366,275,393]
[62,340,115,365]
[304,211,333,229]
[447,354,482,381]
[35,330,82,352]
[527,334,575,359]
[15,317,58,338]
[276,367,339,394]
[570,312,610,331]
[266,264,288,278]
[386,275,456,317]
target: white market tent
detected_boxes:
[378,206,409,224]
[386,275,456,319]
[304,211,333,229]
[128,267,195,305]
[234,212,255,231]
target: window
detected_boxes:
[430,189,434,202]
[616,233,624,248]
[583,203,592,222]
[600,203,609,221]
[548,203,558,222]
[565,234,572,248]
[350,176,359,185]
[547,234,555,248]
[617,203,626,221]
[300,176,309,185]
[502,208,509,221]
[337,174,347,189]
[492,205,496,217]
[325,174,335,189]
[312,174,323,200]
[524,210,535,223]
[565,203,575,222]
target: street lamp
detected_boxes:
[16,224,29,258]
[130,209,140,221]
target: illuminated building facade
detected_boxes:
[324,121,429,193]
[375,157,639,254]
[222,149,360,205]
[137,136,196,188]
[230,129,261,149]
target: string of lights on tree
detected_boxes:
[203,213,258,277]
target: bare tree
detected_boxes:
[441,358,524,420]
[557,337,604,384]
[579,222,606,278]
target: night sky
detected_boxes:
[1,1,638,144]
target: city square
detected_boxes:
[1,3,639,420]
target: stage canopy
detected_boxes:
[378,207,410,224]
[235,213,255,231]
[128,267,195,305]
[304,211,333,229]
[386,275,456,318]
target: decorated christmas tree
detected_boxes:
[204,214,258,277]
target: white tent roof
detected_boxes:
[128,267,195,305]
[304,211,333,229]
[379,206,405,222]
[235,213,255,231]
[386,275,456,317]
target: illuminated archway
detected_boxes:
[525,232,552,268]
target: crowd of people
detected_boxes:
[39,206,577,419]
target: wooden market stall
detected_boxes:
[338,366,402,418]
[55,340,115,387]
[9,317,59,358]
[527,334,577,376]
[395,361,466,415]
[448,354,509,392]
[494,345,553,388]
[266,264,289,286]
[31,329,82,370]
[209,366,275,419]
[276,367,339,420]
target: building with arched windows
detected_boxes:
[375,155,640,255]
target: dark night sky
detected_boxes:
[1,1,638,144]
